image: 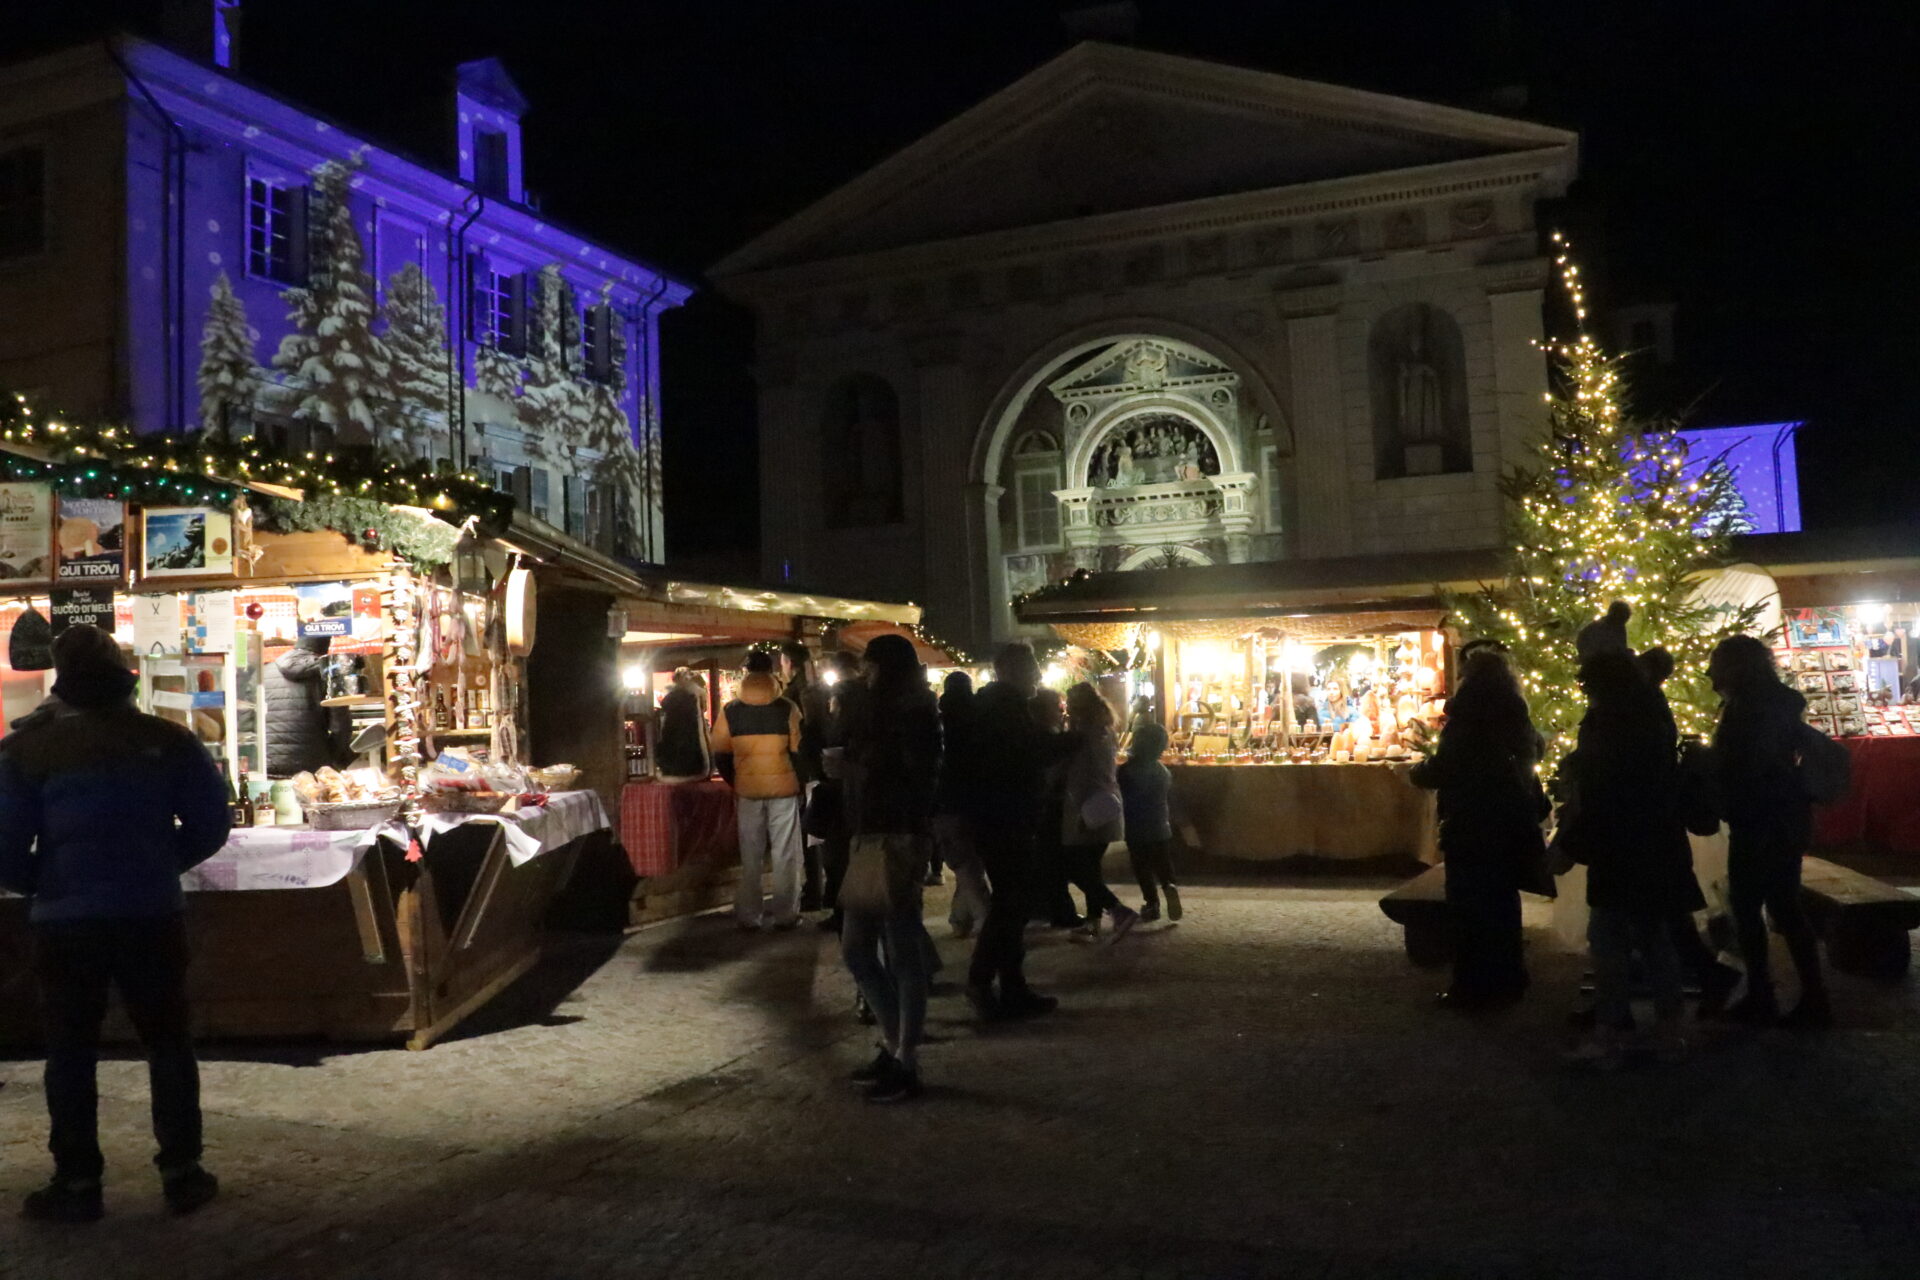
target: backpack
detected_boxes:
[1794,721,1852,805]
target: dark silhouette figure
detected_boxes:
[1120,721,1181,922]
[1409,648,1548,1010]
[934,671,990,936]
[1060,683,1137,941]
[1709,634,1829,1028]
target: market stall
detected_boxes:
[0,424,608,1048]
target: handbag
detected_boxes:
[838,833,925,915]
[1079,789,1122,831]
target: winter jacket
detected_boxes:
[957,681,1061,836]
[1061,727,1123,846]
[933,686,975,817]
[655,685,710,778]
[263,648,350,778]
[844,685,941,837]
[0,678,232,923]
[711,673,802,799]
[1409,717,1550,896]
[1118,733,1172,844]
[1714,677,1812,851]
[1561,653,1704,916]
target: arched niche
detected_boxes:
[1077,406,1227,490]
[1368,302,1471,478]
[820,373,902,528]
[1117,543,1214,571]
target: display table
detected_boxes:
[0,791,610,1050]
[1170,763,1438,864]
[620,779,738,876]
[1814,736,1920,855]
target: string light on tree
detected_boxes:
[1448,233,1762,769]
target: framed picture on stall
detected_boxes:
[1787,610,1848,649]
[54,496,126,585]
[142,507,234,578]
[0,481,54,586]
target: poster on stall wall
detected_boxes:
[0,483,53,586]
[295,582,358,639]
[131,593,185,656]
[53,496,126,583]
[142,507,233,578]
[49,587,116,636]
[185,590,237,655]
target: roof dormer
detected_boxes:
[454,57,528,202]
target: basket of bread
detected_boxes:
[293,767,403,830]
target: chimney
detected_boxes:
[161,0,243,69]
[1063,1,1140,44]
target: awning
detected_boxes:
[834,620,966,667]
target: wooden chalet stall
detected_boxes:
[1,478,613,1049]
[538,570,923,926]
[1018,549,1506,866]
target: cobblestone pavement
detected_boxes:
[3,878,1919,1279]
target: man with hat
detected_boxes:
[0,624,232,1221]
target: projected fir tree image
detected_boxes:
[275,154,391,437]
[1450,236,1762,766]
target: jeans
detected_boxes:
[735,795,803,924]
[1064,841,1123,917]
[842,899,932,1067]
[34,916,202,1182]
[1727,826,1824,1002]
[1127,837,1178,908]
[968,824,1035,996]
[934,814,990,932]
[1588,907,1683,1030]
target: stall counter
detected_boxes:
[1170,762,1439,864]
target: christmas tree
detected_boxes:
[273,154,393,439]
[196,270,259,436]
[1449,235,1760,767]
[381,260,451,454]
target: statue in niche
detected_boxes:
[1396,325,1445,445]
[823,375,902,527]
[1087,414,1220,488]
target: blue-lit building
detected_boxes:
[0,18,689,561]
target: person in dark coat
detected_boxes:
[262,635,351,778]
[1560,604,1701,1067]
[1029,686,1083,928]
[1119,721,1181,922]
[782,642,827,911]
[1060,683,1137,941]
[837,634,941,1101]
[959,643,1069,1020]
[1710,634,1828,1027]
[1409,647,1548,1010]
[0,625,232,1221]
[654,667,711,779]
[811,651,862,932]
[934,671,990,937]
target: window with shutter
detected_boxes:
[563,475,587,540]
[530,468,551,522]
[474,129,509,198]
[246,172,307,284]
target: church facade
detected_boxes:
[713,43,1578,649]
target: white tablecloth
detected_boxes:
[415,790,612,868]
[174,790,612,892]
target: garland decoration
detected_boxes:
[253,494,460,569]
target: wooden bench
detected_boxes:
[1379,863,1452,968]
[1800,856,1920,981]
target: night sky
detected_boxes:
[8,1,1917,561]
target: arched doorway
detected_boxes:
[977,327,1287,638]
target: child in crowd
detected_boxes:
[1119,720,1182,922]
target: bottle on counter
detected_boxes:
[234,765,255,827]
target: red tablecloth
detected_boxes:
[620,780,738,876]
[1815,736,1920,854]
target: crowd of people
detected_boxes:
[1409,601,1832,1070]
[706,638,1183,1103]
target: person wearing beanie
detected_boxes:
[0,625,232,1222]
[1119,719,1182,922]
[1575,600,1634,665]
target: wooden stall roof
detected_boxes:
[1019,526,1920,628]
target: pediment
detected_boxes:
[1050,339,1237,402]
[715,43,1574,277]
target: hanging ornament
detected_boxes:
[244,601,265,621]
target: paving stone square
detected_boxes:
[3,879,1917,1278]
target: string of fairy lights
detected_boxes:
[1455,232,1758,767]
[0,393,511,526]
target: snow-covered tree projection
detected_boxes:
[197,270,260,436]
[274,154,393,439]
[381,260,450,454]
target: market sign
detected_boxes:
[0,482,53,586]
[48,586,116,636]
[54,496,127,583]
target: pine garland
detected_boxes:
[253,493,459,568]
[1447,235,1762,768]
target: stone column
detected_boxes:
[1212,471,1258,562]
[1054,486,1099,571]
[1483,258,1552,469]
[971,481,1011,644]
[911,332,978,643]
[1277,282,1353,558]
[755,353,809,586]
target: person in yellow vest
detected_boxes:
[712,651,805,929]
